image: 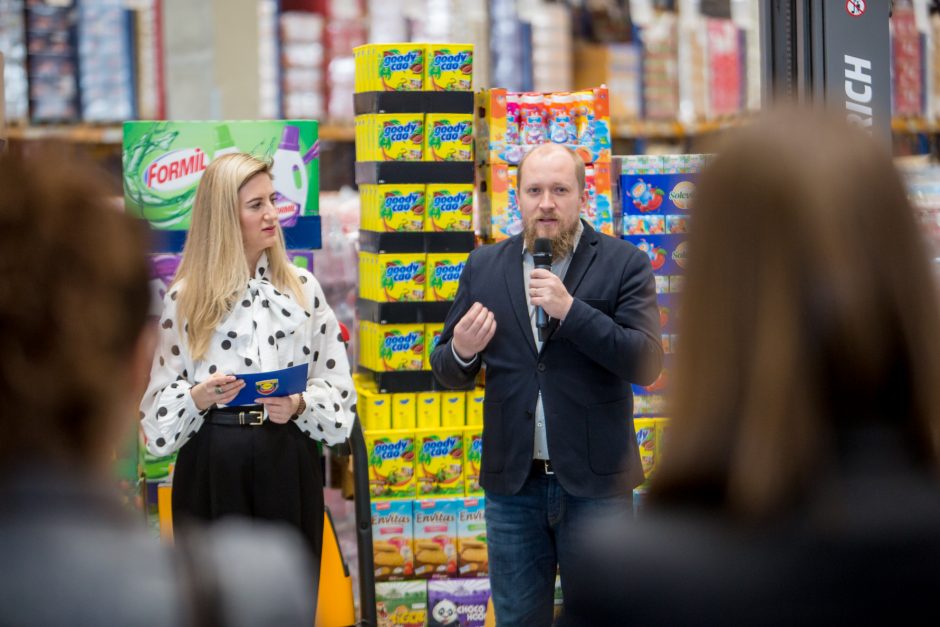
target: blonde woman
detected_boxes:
[140,153,356,570]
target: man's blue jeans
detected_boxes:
[485,471,632,626]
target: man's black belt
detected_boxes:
[531,459,554,475]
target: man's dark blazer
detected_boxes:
[431,220,663,498]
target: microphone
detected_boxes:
[532,238,552,341]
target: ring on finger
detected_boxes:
[214,385,223,395]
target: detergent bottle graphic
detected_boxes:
[271,124,316,226]
[212,124,240,159]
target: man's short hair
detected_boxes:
[516,144,586,195]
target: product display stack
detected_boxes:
[618,152,704,513]
[352,42,496,627]
[121,120,322,535]
[475,86,614,243]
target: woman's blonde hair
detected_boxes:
[652,109,940,520]
[173,153,305,359]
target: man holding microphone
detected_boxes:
[431,143,663,625]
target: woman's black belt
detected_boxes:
[207,405,266,426]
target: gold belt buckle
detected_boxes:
[239,410,265,426]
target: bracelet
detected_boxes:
[291,394,306,421]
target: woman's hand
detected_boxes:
[191,374,245,411]
[257,393,301,424]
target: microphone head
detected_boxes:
[533,238,552,256]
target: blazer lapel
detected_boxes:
[505,235,538,357]
[546,221,598,342]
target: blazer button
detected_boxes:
[537,363,546,372]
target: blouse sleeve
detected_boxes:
[139,289,208,456]
[292,274,357,445]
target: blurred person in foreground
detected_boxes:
[432,143,663,625]
[559,110,940,626]
[0,153,315,626]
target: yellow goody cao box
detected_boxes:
[423,322,445,370]
[426,183,473,232]
[354,43,473,93]
[417,391,442,428]
[634,417,669,480]
[425,114,474,161]
[416,428,465,497]
[356,114,425,161]
[426,253,468,301]
[360,252,426,302]
[425,44,474,91]
[355,43,426,92]
[360,184,425,232]
[360,321,426,371]
[392,393,417,430]
[367,430,416,499]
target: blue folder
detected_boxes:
[228,363,308,407]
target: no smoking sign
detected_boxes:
[846,0,865,17]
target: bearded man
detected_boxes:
[431,143,663,625]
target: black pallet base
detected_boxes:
[359,230,474,254]
[353,91,474,115]
[357,367,474,393]
[357,298,454,324]
[355,161,475,185]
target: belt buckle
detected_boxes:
[239,410,265,426]
[543,459,554,475]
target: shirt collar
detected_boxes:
[252,251,271,281]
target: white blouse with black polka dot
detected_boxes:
[140,253,357,456]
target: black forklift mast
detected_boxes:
[759,0,892,145]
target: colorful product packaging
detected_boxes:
[355,43,425,91]
[656,417,671,466]
[376,581,428,627]
[426,253,469,301]
[360,322,425,371]
[427,579,491,627]
[371,113,425,161]
[363,184,426,232]
[441,391,467,428]
[372,500,415,581]
[457,497,488,577]
[634,418,658,479]
[425,114,474,161]
[414,498,460,579]
[417,391,442,429]
[463,425,483,496]
[475,87,612,165]
[360,253,426,302]
[424,323,445,370]
[425,44,474,91]
[366,430,416,499]
[392,393,417,429]
[465,388,484,427]
[416,428,465,497]
[359,388,392,430]
[123,120,319,230]
[426,184,474,231]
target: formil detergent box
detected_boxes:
[123,120,319,230]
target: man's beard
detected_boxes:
[524,217,579,262]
